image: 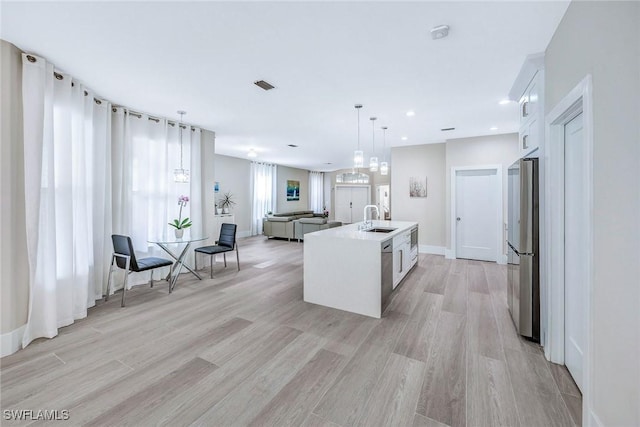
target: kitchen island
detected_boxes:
[303,220,418,318]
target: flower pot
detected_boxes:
[174,228,184,239]
[222,207,229,214]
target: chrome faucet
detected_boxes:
[362,205,380,229]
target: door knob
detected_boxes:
[456,217,461,221]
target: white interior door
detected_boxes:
[335,187,352,223]
[455,169,498,261]
[350,186,370,223]
[564,112,585,392]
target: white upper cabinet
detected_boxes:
[509,53,545,157]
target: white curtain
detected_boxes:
[250,162,277,235]
[21,54,112,347]
[110,109,204,288]
[309,171,324,213]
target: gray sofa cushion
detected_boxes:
[268,216,294,222]
[299,217,327,225]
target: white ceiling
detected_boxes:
[1,1,569,171]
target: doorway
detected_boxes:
[451,166,502,262]
[564,112,585,391]
[546,75,593,421]
[376,185,390,220]
[334,185,370,224]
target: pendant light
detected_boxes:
[369,117,379,172]
[380,126,389,176]
[353,104,364,169]
[174,110,190,183]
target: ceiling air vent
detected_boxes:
[254,80,276,91]
[288,144,298,148]
[441,127,455,131]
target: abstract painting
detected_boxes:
[287,180,300,201]
[409,176,427,198]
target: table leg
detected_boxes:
[155,242,203,290]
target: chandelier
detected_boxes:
[174,110,189,183]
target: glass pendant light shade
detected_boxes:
[354,150,364,168]
[174,110,190,183]
[380,161,389,176]
[369,157,379,172]
[174,168,190,183]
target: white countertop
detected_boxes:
[305,220,418,242]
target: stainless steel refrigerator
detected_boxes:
[507,158,540,342]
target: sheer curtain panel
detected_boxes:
[250,162,276,235]
[21,54,112,347]
[309,171,324,213]
[110,111,204,288]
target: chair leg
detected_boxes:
[195,253,198,271]
[210,254,214,279]
[150,270,154,288]
[105,254,115,301]
[121,258,130,307]
[236,246,240,271]
[223,253,227,268]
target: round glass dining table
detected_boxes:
[147,235,208,292]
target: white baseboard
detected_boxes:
[1,324,26,357]
[237,230,252,239]
[589,410,603,427]
[445,249,456,259]
[498,254,508,265]
[418,245,445,255]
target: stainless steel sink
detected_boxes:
[365,227,397,233]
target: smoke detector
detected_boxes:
[431,25,450,40]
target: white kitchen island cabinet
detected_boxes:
[303,220,418,318]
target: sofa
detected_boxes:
[263,211,342,241]
[263,211,314,241]
[294,217,342,241]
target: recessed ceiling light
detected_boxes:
[247,149,257,158]
[499,99,512,105]
[401,136,408,141]
[288,144,298,148]
[441,127,455,131]
[490,126,498,131]
[406,111,415,117]
[324,162,332,165]
[430,25,450,40]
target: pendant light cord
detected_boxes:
[357,107,360,151]
[371,118,376,153]
[179,112,184,170]
[382,127,387,161]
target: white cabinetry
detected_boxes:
[509,53,545,158]
[393,230,412,289]
[335,185,370,224]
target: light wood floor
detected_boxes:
[1,236,581,427]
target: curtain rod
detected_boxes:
[25,54,203,132]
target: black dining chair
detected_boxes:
[194,223,240,279]
[106,234,174,307]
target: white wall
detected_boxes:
[0,40,29,336]
[214,154,252,238]
[545,2,640,425]
[391,144,446,250]
[276,165,309,213]
[200,130,216,245]
[445,133,519,257]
